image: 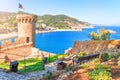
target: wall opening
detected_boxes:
[26,37,29,43]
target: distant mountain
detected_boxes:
[0,12,92,33]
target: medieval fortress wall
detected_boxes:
[16,14,37,46]
[0,13,37,52]
[0,13,53,61]
[0,37,32,51]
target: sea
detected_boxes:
[0,26,120,54]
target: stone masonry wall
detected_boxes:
[73,40,120,54]
[16,14,37,47]
[0,37,31,51]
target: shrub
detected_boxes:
[100,53,112,61]
[118,60,120,68]
[65,66,74,72]
[79,52,86,56]
[81,63,89,69]
[88,68,112,80]
[88,27,111,40]
[94,64,111,71]
[46,71,52,80]
[88,64,111,80]
[118,57,120,68]
[113,52,120,58]
[93,58,101,66]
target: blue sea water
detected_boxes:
[0,26,120,54]
[35,26,120,54]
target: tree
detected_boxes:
[88,31,99,40]
[88,27,111,40]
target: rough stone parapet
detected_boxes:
[0,37,32,51]
[73,40,120,54]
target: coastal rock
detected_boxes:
[107,30,117,34]
[64,47,72,54]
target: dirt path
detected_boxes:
[65,69,89,80]
[65,62,94,80]
[64,58,120,80]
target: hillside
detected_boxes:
[0,12,92,34]
[0,12,17,33]
[37,14,92,29]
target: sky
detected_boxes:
[0,0,120,25]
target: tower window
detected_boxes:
[26,37,29,43]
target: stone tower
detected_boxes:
[16,13,37,46]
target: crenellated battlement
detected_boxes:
[0,13,37,61]
[16,14,37,23]
[16,13,37,47]
[0,37,33,51]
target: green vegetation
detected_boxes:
[88,67,112,80]
[88,59,112,80]
[37,14,90,29]
[118,57,120,68]
[88,27,111,40]
[65,65,74,72]
[81,63,89,69]
[113,52,120,58]
[88,52,120,80]
[78,52,86,57]
[93,58,101,67]
[0,54,67,73]
[87,52,113,80]
[46,71,53,80]
[99,53,113,61]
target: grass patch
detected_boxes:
[88,62,112,80]
[0,54,67,73]
[88,68,112,80]
[81,63,89,69]
[78,52,86,57]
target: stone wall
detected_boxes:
[27,47,55,59]
[16,14,37,47]
[72,40,120,54]
[0,37,32,51]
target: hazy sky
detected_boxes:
[0,0,120,25]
